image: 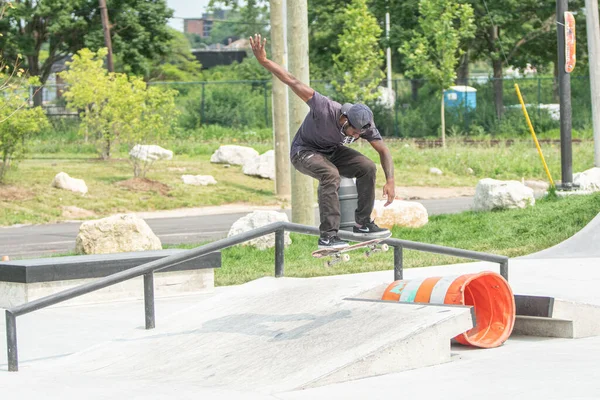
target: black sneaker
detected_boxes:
[353,220,390,238]
[318,235,349,249]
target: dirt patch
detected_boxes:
[116,178,171,196]
[62,206,97,219]
[376,186,476,200]
[0,185,35,201]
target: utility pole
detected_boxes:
[99,0,114,72]
[585,0,600,167]
[385,10,392,93]
[557,0,573,188]
[269,0,291,200]
[287,0,314,225]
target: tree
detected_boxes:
[399,0,475,147]
[148,28,203,82]
[0,1,49,183]
[331,0,384,103]
[0,0,174,101]
[208,0,269,39]
[0,68,49,183]
[60,48,179,170]
[464,0,585,117]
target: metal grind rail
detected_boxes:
[4,221,508,371]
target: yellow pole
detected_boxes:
[514,83,556,187]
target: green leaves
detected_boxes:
[0,84,49,183]
[331,0,384,103]
[60,48,179,168]
[399,0,475,90]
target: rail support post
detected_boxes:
[394,245,404,281]
[275,228,285,277]
[144,272,155,329]
[6,310,18,371]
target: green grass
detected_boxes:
[164,193,600,286]
[1,138,595,226]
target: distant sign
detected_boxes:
[565,12,576,73]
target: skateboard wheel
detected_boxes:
[342,254,351,262]
[381,244,389,252]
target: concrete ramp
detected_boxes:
[44,276,473,394]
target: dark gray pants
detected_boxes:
[291,146,376,237]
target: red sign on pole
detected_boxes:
[565,12,576,73]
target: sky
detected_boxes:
[165,0,212,31]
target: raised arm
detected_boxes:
[249,33,314,103]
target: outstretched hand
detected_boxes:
[383,182,395,207]
[249,33,268,64]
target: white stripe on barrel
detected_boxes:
[399,277,428,302]
[429,275,459,304]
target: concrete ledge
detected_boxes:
[514,295,600,339]
[0,249,220,283]
[0,249,220,308]
[514,316,574,338]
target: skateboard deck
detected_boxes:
[312,234,392,267]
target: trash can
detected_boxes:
[318,176,358,232]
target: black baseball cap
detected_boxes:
[341,103,373,131]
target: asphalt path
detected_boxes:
[0,197,474,259]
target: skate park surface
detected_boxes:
[2,214,600,399]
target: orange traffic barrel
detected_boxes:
[381,271,515,348]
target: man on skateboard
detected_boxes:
[250,33,396,249]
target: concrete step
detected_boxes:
[515,295,600,338]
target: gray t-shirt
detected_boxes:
[290,92,382,157]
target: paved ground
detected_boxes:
[2,254,600,399]
[2,209,598,400]
[0,197,474,259]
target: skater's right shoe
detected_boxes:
[318,234,349,249]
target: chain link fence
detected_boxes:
[39,76,593,138]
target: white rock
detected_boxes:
[370,200,429,229]
[129,144,173,161]
[466,168,474,175]
[182,175,217,186]
[473,178,535,211]
[75,214,162,255]
[227,211,291,250]
[429,167,443,175]
[523,180,550,191]
[51,172,88,194]
[243,150,275,180]
[573,167,600,191]
[523,179,550,199]
[210,145,259,166]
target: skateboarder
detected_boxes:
[250,33,396,249]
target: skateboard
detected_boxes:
[312,234,392,268]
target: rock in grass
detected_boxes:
[181,175,217,186]
[242,150,275,180]
[227,211,291,250]
[129,144,173,161]
[75,214,161,255]
[371,200,429,229]
[573,167,600,191]
[51,172,88,195]
[210,145,259,166]
[473,178,535,211]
